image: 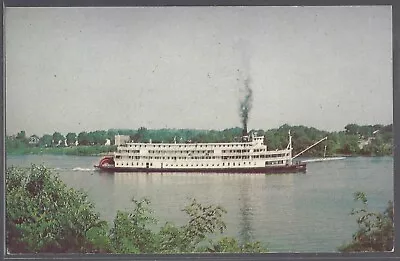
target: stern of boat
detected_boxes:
[94,156,115,170]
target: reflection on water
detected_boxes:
[6,155,393,252]
[111,171,297,246]
[238,178,254,244]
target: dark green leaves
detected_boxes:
[339,192,393,252]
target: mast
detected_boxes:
[287,130,293,165]
[292,137,328,160]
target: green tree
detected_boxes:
[338,192,393,252]
[6,136,27,151]
[344,124,360,135]
[16,130,27,141]
[52,132,65,147]
[131,127,148,142]
[66,133,77,146]
[6,165,107,253]
[39,134,53,148]
[6,165,268,254]
[77,132,90,146]
[110,198,157,253]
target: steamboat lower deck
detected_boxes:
[94,162,306,174]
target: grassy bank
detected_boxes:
[6,145,117,156]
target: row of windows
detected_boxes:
[265,160,284,165]
[221,149,251,153]
[116,154,289,161]
[148,150,214,154]
[115,162,260,167]
[116,155,265,160]
[164,162,257,167]
[116,150,287,157]
[254,153,288,158]
[124,143,254,149]
[116,162,154,167]
[116,152,288,159]
[115,160,287,168]
[222,156,250,159]
[117,149,140,153]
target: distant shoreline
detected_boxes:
[6,124,393,157]
[6,145,117,157]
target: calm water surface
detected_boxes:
[6,155,393,252]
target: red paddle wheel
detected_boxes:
[95,156,115,169]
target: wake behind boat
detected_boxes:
[301,157,346,163]
[300,144,346,163]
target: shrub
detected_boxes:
[338,192,393,252]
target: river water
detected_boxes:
[6,155,393,252]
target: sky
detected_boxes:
[5,6,393,136]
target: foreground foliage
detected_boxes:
[338,192,394,252]
[6,165,267,253]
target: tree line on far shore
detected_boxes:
[6,123,393,156]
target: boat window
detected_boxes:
[233,163,235,166]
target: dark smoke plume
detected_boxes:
[240,77,253,137]
[234,38,253,138]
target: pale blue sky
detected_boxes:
[5,6,392,136]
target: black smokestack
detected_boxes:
[240,77,253,138]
